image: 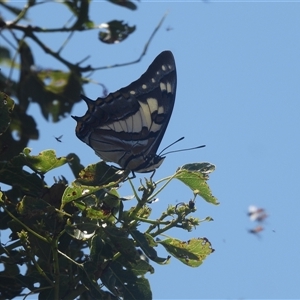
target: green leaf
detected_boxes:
[62,161,127,207]
[61,164,126,207]
[62,182,104,206]
[85,206,115,222]
[0,92,14,135]
[175,162,219,205]
[21,148,68,174]
[85,189,121,222]
[158,237,214,267]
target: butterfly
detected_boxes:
[72,51,177,175]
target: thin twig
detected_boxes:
[3,11,168,74]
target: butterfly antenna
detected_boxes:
[163,144,205,156]
[159,137,206,156]
[158,137,185,156]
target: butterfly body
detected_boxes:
[73,51,177,173]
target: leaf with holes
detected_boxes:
[21,148,68,174]
[175,162,219,205]
[158,237,214,267]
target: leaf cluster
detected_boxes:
[0,123,217,298]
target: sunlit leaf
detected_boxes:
[21,148,68,174]
[175,163,219,205]
[158,237,214,267]
[61,182,104,206]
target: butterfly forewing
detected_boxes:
[73,51,177,173]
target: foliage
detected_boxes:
[0,1,218,299]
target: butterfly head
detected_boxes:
[127,154,166,173]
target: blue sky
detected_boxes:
[1,1,300,299]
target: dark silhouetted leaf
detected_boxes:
[63,0,94,29]
[16,195,50,216]
[0,154,44,196]
[0,92,14,135]
[107,0,138,10]
[17,42,82,122]
[101,260,152,299]
[0,46,11,62]
[130,230,170,265]
[99,20,136,44]
[0,105,39,161]
[76,161,129,186]
[67,153,85,178]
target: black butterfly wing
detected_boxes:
[73,51,177,172]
